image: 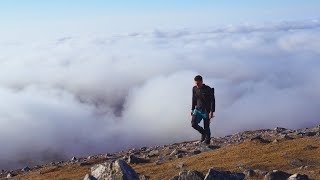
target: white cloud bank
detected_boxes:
[0,19,320,169]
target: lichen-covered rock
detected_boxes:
[272,139,279,144]
[274,127,287,133]
[243,169,256,177]
[84,173,98,180]
[264,170,291,180]
[139,174,149,180]
[21,166,31,172]
[148,150,159,157]
[175,163,185,169]
[127,155,148,164]
[170,170,204,180]
[71,156,77,161]
[248,135,270,143]
[170,149,185,156]
[192,150,202,155]
[254,169,268,176]
[287,173,310,180]
[90,160,139,180]
[7,173,14,178]
[280,134,294,140]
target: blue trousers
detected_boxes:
[191,108,211,139]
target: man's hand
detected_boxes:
[209,111,214,119]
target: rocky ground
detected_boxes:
[1,125,320,180]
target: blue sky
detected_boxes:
[0,0,320,39]
[2,0,319,14]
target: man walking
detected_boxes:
[191,75,215,144]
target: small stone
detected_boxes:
[264,170,291,180]
[204,169,245,180]
[170,170,204,180]
[287,173,309,180]
[140,147,147,151]
[281,134,293,140]
[148,150,159,157]
[303,145,318,150]
[192,150,202,155]
[83,173,97,180]
[295,132,305,136]
[254,169,268,176]
[129,148,138,154]
[158,155,165,161]
[244,169,256,177]
[176,163,185,169]
[21,166,31,172]
[274,127,286,133]
[7,173,14,178]
[193,141,201,145]
[238,163,245,169]
[104,153,113,158]
[71,157,77,161]
[170,149,184,156]
[290,158,304,167]
[249,135,270,143]
[127,155,148,164]
[80,162,91,166]
[33,165,42,169]
[139,174,150,180]
[304,132,316,136]
[175,154,183,158]
[58,161,64,164]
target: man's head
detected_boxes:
[194,75,203,88]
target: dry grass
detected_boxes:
[4,136,320,180]
[132,136,320,180]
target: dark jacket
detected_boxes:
[192,84,215,113]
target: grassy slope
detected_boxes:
[5,136,320,180]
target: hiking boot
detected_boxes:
[204,138,210,145]
[200,133,206,142]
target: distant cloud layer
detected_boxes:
[0,19,319,170]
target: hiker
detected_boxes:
[191,75,215,144]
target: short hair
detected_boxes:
[194,75,203,82]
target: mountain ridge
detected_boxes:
[1,125,320,180]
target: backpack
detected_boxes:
[195,85,215,111]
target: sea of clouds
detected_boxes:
[0,19,319,170]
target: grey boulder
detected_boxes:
[204,169,245,180]
[170,170,204,180]
[264,170,291,180]
[287,173,309,180]
[90,159,139,180]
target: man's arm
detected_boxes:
[192,86,196,111]
[210,88,215,112]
